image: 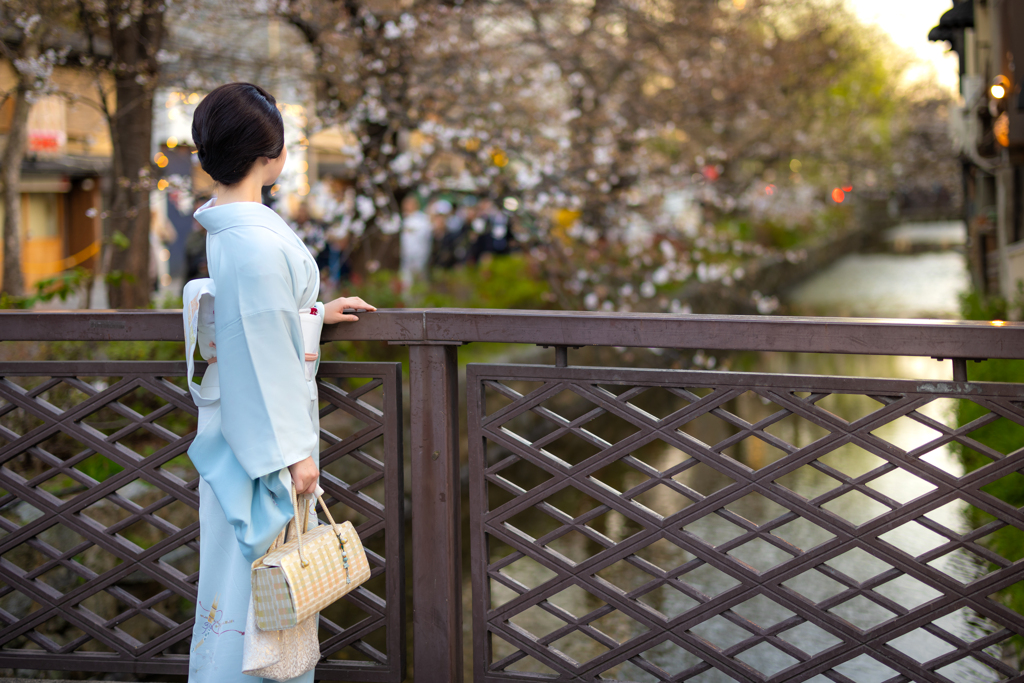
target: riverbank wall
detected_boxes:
[681,199,895,315]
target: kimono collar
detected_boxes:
[193,198,318,271]
[194,198,295,242]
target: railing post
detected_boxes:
[408,343,463,683]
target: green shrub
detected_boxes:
[956,288,1024,657]
[321,254,552,364]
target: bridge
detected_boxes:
[1,309,1023,682]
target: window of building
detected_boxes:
[25,194,60,240]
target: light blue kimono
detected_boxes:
[187,199,321,683]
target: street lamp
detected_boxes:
[991,75,1010,100]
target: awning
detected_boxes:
[19,155,110,177]
[929,0,974,42]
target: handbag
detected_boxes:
[251,486,371,631]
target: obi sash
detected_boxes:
[182,278,324,562]
[183,279,324,409]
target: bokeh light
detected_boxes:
[991,76,1010,100]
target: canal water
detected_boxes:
[476,221,1003,682]
[786,220,969,319]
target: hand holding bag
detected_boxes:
[251,486,371,631]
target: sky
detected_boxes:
[846,0,961,94]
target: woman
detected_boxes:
[186,83,374,683]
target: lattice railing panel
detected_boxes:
[314,362,406,682]
[0,361,404,681]
[0,364,201,674]
[467,364,1024,683]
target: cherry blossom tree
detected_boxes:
[76,0,167,308]
[0,1,72,298]
[273,0,953,316]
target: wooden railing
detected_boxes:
[2,309,1024,682]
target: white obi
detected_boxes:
[183,278,324,489]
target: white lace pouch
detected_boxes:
[241,597,320,681]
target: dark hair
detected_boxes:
[191,83,284,185]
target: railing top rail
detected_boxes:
[2,308,1023,359]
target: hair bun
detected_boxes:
[190,83,284,186]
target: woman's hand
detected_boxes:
[288,456,319,495]
[324,296,377,324]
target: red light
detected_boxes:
[842,185,852,192]
[831,188,845,203]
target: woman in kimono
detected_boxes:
[185,83,374,682]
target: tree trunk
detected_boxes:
[105,77,156,308]
[0,76,35,299]
[103,1,164,309]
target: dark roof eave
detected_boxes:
[941,0,974,29]
[16,155,111,177]
[929,26,958,43]
[929,0,974,42]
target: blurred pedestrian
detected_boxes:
[445,196,476,266]
[469,198,514,262]
[185,197,211,282]
[150,204,177,292]
[400,195,433,289]
[290,202,326,263]
[324,227,351,293]
[429,199,458,268]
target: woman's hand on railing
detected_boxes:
[288,456,319,495]
[324,296,377,324]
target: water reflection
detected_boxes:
[786,251,968,319]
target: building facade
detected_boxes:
[0,62,111,291]
[931,0,1024,309]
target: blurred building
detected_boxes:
[931,0,1024,305]
[0,60,110,290]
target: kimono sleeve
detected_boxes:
[213,234,317,480]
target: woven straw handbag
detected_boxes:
[251,486,371,631]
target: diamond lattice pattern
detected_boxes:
[0,363,404,680]
[471,368,1024,682]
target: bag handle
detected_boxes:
[289,484,353,582]
[267,500,307,554]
